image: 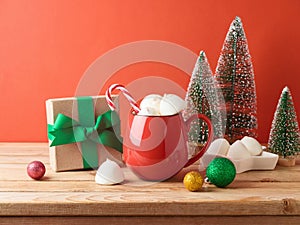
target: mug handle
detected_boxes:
[184,114,213,167]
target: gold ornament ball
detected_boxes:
[183,171,203,192]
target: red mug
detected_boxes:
[123,111,213,181]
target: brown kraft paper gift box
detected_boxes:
[46,95,123,172]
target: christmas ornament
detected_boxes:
[215,16,258,143]
[183,171,203,192]
[268,87,300,158]
[183,51,225,146]
[206,157,236,187]
[95,159,124,185]
[27,161,46,180]
[241,136,262,156]
[227,140,252,160]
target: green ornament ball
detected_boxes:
[206,157,236,188]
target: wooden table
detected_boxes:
[0,143,299,225]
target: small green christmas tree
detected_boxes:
[183,51,225,146]
[268,87,300,158]
[215,16,258,143]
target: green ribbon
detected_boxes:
[48,96,122,169]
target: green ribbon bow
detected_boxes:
[48,96,122,169]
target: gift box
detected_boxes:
[46,95,123,172]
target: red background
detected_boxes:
[1,0,299,143]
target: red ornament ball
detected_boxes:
[27,161,46,180]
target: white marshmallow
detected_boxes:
[140,94,162,110]
[159,94,186,116]
[227,140,252,160]
[137,107,160,116]
[199,138,230,171]
[95,159,124,185]
[207,138,230,156]
[139,94,162,116]
[241,136,263,156]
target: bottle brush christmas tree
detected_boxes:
[215,16,258,143]
[268,86,300,160]
[183,51,225,149]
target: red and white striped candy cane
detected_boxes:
[106,84,140,113]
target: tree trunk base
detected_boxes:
[296,154,300,165]
[278,156,296,167]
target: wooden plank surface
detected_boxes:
[0,143,300,224]
[0,216,300,225]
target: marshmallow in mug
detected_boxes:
[138,94,186,116]
[139,94,162,116]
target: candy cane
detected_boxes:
[106,84,140,113]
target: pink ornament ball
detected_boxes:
[27,161,46,180]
